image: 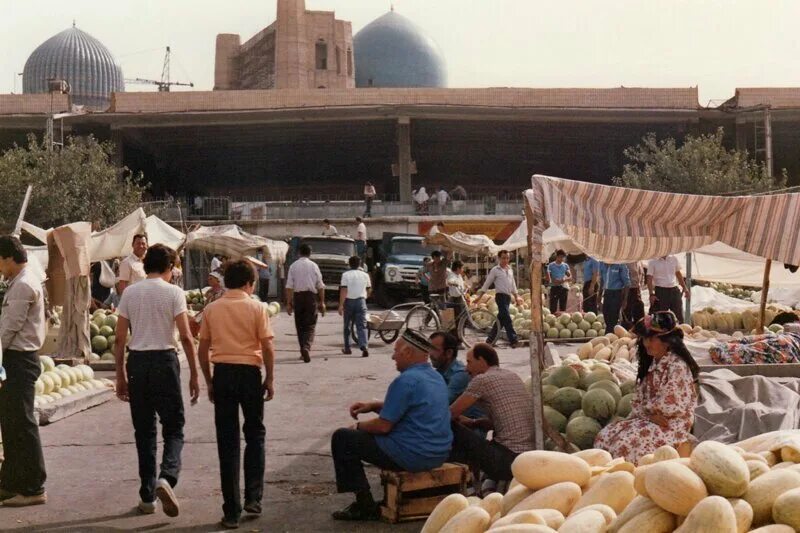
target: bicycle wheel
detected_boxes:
[378,329,400,344]
[405,305,441,336]
[458,309,497,348]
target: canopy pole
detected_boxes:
[758,259,772,331]
[12,185,33,238]
[684,252,692,324]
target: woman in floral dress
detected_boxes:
[595,310,700,464]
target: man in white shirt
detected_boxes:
[447,260,467,317]
[0,236,47,507]
[355,217,367,261]
[338,256,372,358]
[478,250,524,347]
[428,222,444,237]
[210,255,223,273]
[646,255,690,323]
[114,243,200,518]
[322,219,338,236]
[436,187,449,215]
[286,243,326,363]
[118,234,148,295]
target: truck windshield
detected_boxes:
[302,239,355,256]
[392,240,431,256]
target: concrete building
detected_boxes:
[214,0,354,90]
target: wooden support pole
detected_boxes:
[758,259,772,331]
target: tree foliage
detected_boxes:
[0,134,148,230]
[613,128,786,195]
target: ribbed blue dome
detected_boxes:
[23,26,124,109]
[354,11,446,89]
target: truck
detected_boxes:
[374,233,433,307]
[288,235,356,298]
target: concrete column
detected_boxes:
[275,0,309,89]
[397,117,412,203]
[214,34,242,90]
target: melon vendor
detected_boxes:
[594,310,699,464]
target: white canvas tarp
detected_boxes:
[424,231,499,255]
[185,225,288,264]
[691,242,800,287]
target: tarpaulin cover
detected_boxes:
[424,231,499,255]
[185,225,288,264]
[527,174,800,266]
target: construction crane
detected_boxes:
[125,46,193,92]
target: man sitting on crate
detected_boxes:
[330,330,452,521]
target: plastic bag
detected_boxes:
[99,260,116,289]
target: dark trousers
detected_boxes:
[331,428,401,494]
[621,288,645,328]
[448,422,517,482]
[582,281,598,314]
[213,364,266,520]
[355,240,367,261]
[343,298,368,350]
[489,293,517,344]
[127,350,185,503]
[420,285,430,304]
[602,289,624,334]
[549,286,568,313]
[293,291,318,352]
[364,197,373,217]
[258,277,269,301]
[652,286,684,323]
[0,350,46,496]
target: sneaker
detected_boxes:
[300,349,311,363]
[361,349,369,358]
[331,501,380,521]
[0,489,17,502]
[138,500,156,515]
[342,348,352,355]
[243,501,262,515]
[2,493,47,507]
[155,478,179,517]
[220,516,240,529]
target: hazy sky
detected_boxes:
[3,0,799,104]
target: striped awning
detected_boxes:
[527,175,800,266]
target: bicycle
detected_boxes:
[403,293,499,348]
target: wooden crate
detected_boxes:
[380,463,469,523]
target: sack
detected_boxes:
[99,261,116,289]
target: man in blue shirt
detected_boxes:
[582,256,600,314]
[428,331,484,420]
[600,262,631,334]
[330,329,452,521]
[546,249,571,313]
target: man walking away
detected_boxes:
[114,244,200,517]
[582,256,600,314]
[197,260,275,529]
[363,182,376,218]
[647,255,689,323]
[257,262,270,302]
[425,251,448,306]
[0,236,47,507]
[118,233,148,295]
[600,262,631,334]
[355,217,367,261]
[322,219,338,236]
[478,250,524,348]
[436,187,449,215]
[285,244,325,363]
[339,256,371,358]
[546,249,571,313]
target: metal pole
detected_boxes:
[13,185,33,238]
[764,108,774,180]
[684,252,692,324]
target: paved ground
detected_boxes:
[0,309,534,532]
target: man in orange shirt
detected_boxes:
[198,259,276,529]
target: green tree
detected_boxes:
[0,134,148,230]
[613,128,786,195]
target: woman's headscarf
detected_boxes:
[414,187,429,204]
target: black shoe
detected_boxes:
[332,501,380,521]
[220,516,240,529]
[510,341,520,349]
[243,501,262,515]
[342,348,352,355]
[301,349,311,363]
[361,349,369,358]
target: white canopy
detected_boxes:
[184,225,288,263]
[424,231,500,255]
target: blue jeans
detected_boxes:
[488,293,518,344]
[343,297,368,350]
[355,240,366,260]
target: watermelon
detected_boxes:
[544,405,568,433]
[591,321,603,332]
[586,329,599,338]
[550,387,584,416]
[92,315,106,328]
[566,416,603,450]
[578,320,591,331]
[547,366,580,388]
[571,312,583,323]
[617,394,634,417]
[588,380,622,404]
[101,352,115,361]
[547,327,560,338]
[620,379,636,396]
[91,335,109,353]
[559,329,572,339]
[99,325,114,337]
[573,329,586,338]
[584,312,597,323]
[542,384,559,405]
[90,323,100,337]
[103,315,118,329]
[569,409,585,421]
[581,389,617,421]
[581,369,618,389]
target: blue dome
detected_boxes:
[354,11,446,88]
[23,26,124,109]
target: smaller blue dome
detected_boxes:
[354,11,447,89]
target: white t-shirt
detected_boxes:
[322,225,338,236]
[118,278,187,351]
[356,222,367,241]
[647,256,681,288]
[428,225,440,237]
[210,257,222,272]
[341,269,371,299]
[118,254,146,285]
[447,271,465,298]
[437,190,449,205]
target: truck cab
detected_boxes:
[289,236,356,295]
[375,233,434,307]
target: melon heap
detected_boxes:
[544,310,607,341]
[88,309,121,365]
[691,304,796,336]
[185,289,205,309]
[709,281,756,301]
[421,429,800,533]
[34,357,114,408]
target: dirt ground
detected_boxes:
[0,310,533,532]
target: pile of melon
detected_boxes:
[88,309,119,363]
[538,358,636,451]
[709,282,756,302]
[35,355,114,408]
[544,311,607,340]
[185,289,205,310]
[421,435,800,532]
[574,326,637,363]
